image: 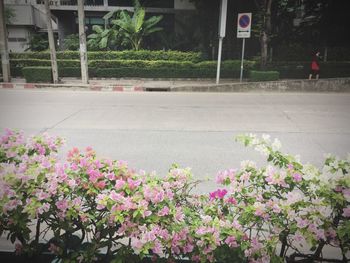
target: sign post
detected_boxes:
[237,13,252,82]
[216,0,227,84]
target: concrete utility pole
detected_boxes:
[0,0,11,82]
[77,0,89,84]
[44,0,59,83]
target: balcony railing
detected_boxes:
[36,0,104,6]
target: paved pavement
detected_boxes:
[0,89,350,256]
[3,77,350,92]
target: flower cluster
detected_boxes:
[0,129,349,262]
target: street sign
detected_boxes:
[237,13,252,38]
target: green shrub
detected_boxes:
[89,60,195,70]
[266,61,350,79]
[9,50,203,62]
[22,67,52,83]
[58,67,81,77]
[249,70,280,81]
[9,57,256,79]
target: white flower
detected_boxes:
[240,160,257,169]
[302,164,319,181]
[318,205,332,218]
[262,134,271,142]
[271,138,282,151]
[255,144,269,156]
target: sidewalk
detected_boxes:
[1,77,350,92]
[3,77,239,92]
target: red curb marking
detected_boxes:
[2,83,13,89]
[113,86,124,92]
[90,86,102,91]
[134,86,144,92]
[24,83,35,89]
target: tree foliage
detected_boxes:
[63,34,79,51]
[87,0,163,51]
[111,0,163,50]
[26,33,49,52]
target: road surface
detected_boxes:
[0,89,350,193]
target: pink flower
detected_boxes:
[115,179,126,190]
[36,190,50,201]
[158,206,170,216]
[143,210,152,217]
[175,207,184,222]
[67,179,77,189]
[296,217,309,228]
[209,189,227,200]
[127,178,141,190]
[88,169,102,183]
[191,255,201,263]
[3,199,22,213]
[342,207,350,217]
[225,236,238,248]
[95,180,106,190]
[226,197,237,205]
[343,188,350,201]
[55,199,68,212]
[292,173,302,182]
[37,203,50,215]
[109,190,124,202]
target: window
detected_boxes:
[8,37,27,42]
[108,0,174,8]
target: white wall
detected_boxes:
[174,0,195,10]
[7,27,30,52]
[5,0,30,4]
[6,5,34,26]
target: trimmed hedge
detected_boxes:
[22,67,52,83]
[266,61,350,79]
[11,59,80,68]
[9,50,203,62]
[249,70,280,81]
[21,60,256,81]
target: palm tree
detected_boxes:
[111,0,163,50]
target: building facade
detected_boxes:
[5,0,195,52]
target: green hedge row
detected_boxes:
[266,61,350,79]
[249,70,280,81]
[9,50,203,62]
[21,65,254,81]
[22,67,52,83]
[14,60,256,79]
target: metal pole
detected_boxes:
[77,0,89,84]
[0,0,11,82]
[216,37,223,84]
[240,38,246,82]
[44,0,59,83]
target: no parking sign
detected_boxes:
[237,13,252,38]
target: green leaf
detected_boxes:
[92,25,103,33]
[99,36,109,49]
[103,10,116,21]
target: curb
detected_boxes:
[1,78,350,93]
[0,83,145,92]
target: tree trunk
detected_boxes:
[44,0,59,84]
[0,0,11,82]
[77,0,89,84]
[260,31,268,69]
[260,0,272,70]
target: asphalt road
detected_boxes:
[0,89,350,193]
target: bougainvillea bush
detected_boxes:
[0,129,349,263]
